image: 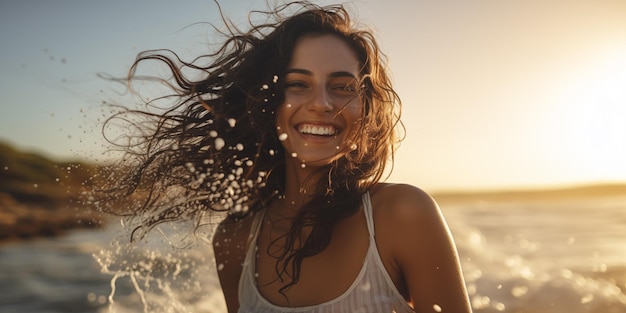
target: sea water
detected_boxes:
[442,194,626,313]
[0,194,624,313]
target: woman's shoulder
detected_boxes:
[212,212,257,268]
[368,184,472,311]
[368,183,448,247]
[370,183,440,221]
[213,212,256,247]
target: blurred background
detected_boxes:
[1,0,625,312]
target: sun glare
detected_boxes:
[540,44,626,183]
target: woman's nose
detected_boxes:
[306,86,333,113]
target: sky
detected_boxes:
[1,0,625,192]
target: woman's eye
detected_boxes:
[285,81,308,89]
[331,84,358,95]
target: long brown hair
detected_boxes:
[100,1,402,295]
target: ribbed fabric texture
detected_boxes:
[237,192,415,313]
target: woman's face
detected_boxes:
[276,34,363,168]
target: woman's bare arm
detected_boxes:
[377,184,472,312]
[213,215,253,313]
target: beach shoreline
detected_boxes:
[0,192,104,246]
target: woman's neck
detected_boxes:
[279,157,328,215]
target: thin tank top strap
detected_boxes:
[247,209,266,248]
[362,191,376,238]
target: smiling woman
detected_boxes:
[96,1,472,313]
[276,34,364,168]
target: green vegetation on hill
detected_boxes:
[0,141,103,243]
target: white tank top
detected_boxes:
[237,192,415,312]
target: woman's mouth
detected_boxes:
[297,124,337,136]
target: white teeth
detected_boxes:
[298,124,336,136]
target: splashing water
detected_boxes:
[214,138,225,151]
[94,220,227,313]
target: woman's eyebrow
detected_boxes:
[285,68,312,75]
[285,68,357,78]
[329,71,357,79]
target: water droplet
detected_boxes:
[433,304,442,312]
[360,281,371,291]
[278,133,288,141]
[594,263,607,272]
[561,269,573,279]
[269,149,275,156]
[286,103,292,108]
[273,75,279,83]
[236,143,244,151]
[185,162,195,172]
[209,130,218,138]
[261,84,269,90]
[300,163,306,168]
[580,293,594,304]
[228,118,236,127]
[471,296,491,309]
[215,138,225,150]
[217,263,224,271]
[511,285,528,297]
[291,152,297,158]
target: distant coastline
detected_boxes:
[1,140,624,245]
[433,183,626,203]
[0,141,104,245]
